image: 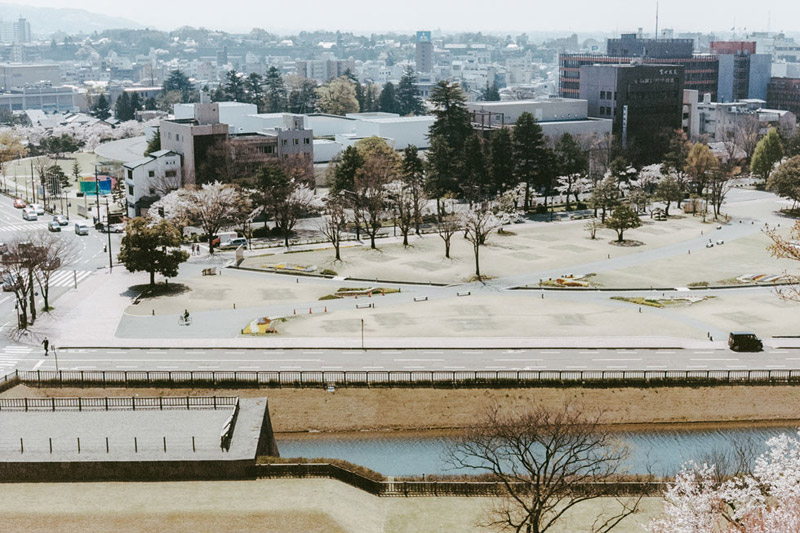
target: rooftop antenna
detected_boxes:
[655,1,659,40]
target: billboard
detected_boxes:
[416,31,431,43]
[80,177,112,196]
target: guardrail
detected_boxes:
[0,395,238,412]
[0,371,20,393]
[255,463,667,497]
[11,369,800,389]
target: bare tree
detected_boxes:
[461,203,501,280]
[29,230,78,311]
[319,194,349,262]
[353,152,396,249]
[765,221,800,300]
[436,212,460,259]
[448,403,641,533]
[584,217,600,239]
[385,179,416,246]
[733,114,760,162]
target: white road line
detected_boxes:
[771,351,789,354]
[0,296,11,305]
[444,366,465,369]
[541,351,561,354]
[766,365,787,369]
[185,351,206,355]
[606,366,628,369]
[321,366,343,369]
[579,351,599,355]
[362,366,384,369]
[225,351,245,355]
[686,365,708,369]
[117,365,139,369]
[694,351,714,354]
[656,351,676,354]
[395,359,444,362]
[646,365,668,369]
[691,358,739,361]
[238,366,260,369]
[302,351,323,355]
[264,359,322,362]
[592,358,642,362]
[157,366,179,369]
[280,366,301,369]
[381,351,402,355]
[727,365,748,369]
[424,351,444,354]
[564,365,587,369]
[403,366,425,369]
[493,358,543,362]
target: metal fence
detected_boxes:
[255,463,667,497]
[12,368,800,389]
[0,395,239,412]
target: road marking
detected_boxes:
[395,359,444,362]
[564,365,587,369]
[362,366,384,369]
[198,365,219,369]
[302,351,323,355]
[592,358,641,362]
[31,360,44,370]
[616,351,638,354]
[117,365,139,369]
[771,351,789,354]
[320,366,343,369]
[424,351,444,354]
[606,366,628,369]
[727,365,748,369]
[280,366,301,369]
[0,296,11,305]
[403,366,425,369]
[107,350,126,354]
[264,359,322,362]
[444,366,465,369]
[225,351,245,355]
[381,351,402,355]
[646,365,668,369]
[146,351,167,354]
[493,358,543,362]
[694,351,714,354]
[656,351,676,354]
[157,366,179,369]
[238,366,260,369]
[686,365,708,369]
[691,358,739,361]
[185,351,206,355]
[540,351,561,354]
[766,365,787,369]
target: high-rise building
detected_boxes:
[767,77,800,115]
[711,41,772,102]
[415,31,433,74]
[0,17,31,44]
[560,34,718,101]
[580,63,684,161]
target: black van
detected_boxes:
[728,332,763,352]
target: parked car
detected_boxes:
[729,332,763,352]
[2,273,20,292]
[74,221,90,235]
[13,198,26,209]
[53,215,68,226]
[212,231,239,247]
[30,203,44,215]
[47,220,61,232]
[218,237,248,250]
[22,208,37,221]
[0,242,7,255]
[109,223,125,233]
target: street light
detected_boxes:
[45,344,59,372]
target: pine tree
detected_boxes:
[263,67,286,113]
[129,92,141,116]
[481,82,501,101]
[224,70,246,102]
[397,66,423,116]
[114,92,133,121]
[92,93,111,120]
[489,128,515,195]
[246,73,264,111]
[512,112,547,208]
[378,82,397,113]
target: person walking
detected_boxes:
[42,337,49,355]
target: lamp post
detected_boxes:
[45,344,59,372]
[105,197,113,272]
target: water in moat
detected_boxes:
[277,425,799,477]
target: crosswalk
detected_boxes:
[0,344,33,373]
[48,269,94,288]
[0,222,50,233]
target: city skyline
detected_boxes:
[14,0,797,35]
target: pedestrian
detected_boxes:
[42,337,49,355]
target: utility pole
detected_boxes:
[30,159,35,203]
[94,166,101,224]
[106,197,113,271]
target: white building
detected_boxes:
[123,150,182,219]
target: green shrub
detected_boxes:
[320,269,338,276]
[576,201,588,210]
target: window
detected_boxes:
[600,90,606,99]
[282,139,288,146]
[293,138,299,145]
[165,170,177,177]
[304,138,310,145]
[149,187,155,195]
[148,171,155,177]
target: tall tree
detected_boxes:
[263,67,287,113]
[252,164,318,247]
[685,142,719,195]
[91,93,111,120]
[118,218,189,287]
[767,156,800,210]
[224,70,246,102]
[288,77,318,114]
[352,138,399,249]
[163,70,192,93]
[488,128,515,195]
[246,72,264,111]
[480,82,501,101]
[461,202,501,280]
[185,182,249,254]
[555,132,589,210]
[319,194,348,262]
[656,176,682,216]
[316,76,359,115]
[751,128,784,182]
[129,92,141,116]
[396,66,424,116]
[461,134,488,203]
[660,130,691,207]
[114,92,133,121]
[426,81,472,206]
[400,145,426,234]
[606,204,642,242]
[377,82,397,113]
[326,145,364,195]
[512,111,547,209]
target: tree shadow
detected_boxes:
[127,283,191,302]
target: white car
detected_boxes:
[74,222,90,235]
[30,203,45,215]
[22,208,37,221]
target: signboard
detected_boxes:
[80,177,112,196]
[621,105,629,149]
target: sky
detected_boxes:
[19,0,800,35]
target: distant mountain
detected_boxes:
[0,3,143,36]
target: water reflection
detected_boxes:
[277,426,798,477]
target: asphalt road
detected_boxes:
[10,347,800,373]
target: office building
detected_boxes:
[0,17,31,44]
[580,63,684,159]
[415,31,434,74]
[767,77,800,116]
[0,63,60,90]
[711,41,772,102]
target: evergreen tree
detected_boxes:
[92,93,111,120]
[488,128,515,195]
[555,133,589,209]
[512,112,547,208]
[144,130,161,156]
[129,92,141,115]
[144,97,158,110]
[326,145,364,194]
[378,82,397,113]
[481,82,501,101]
[246,72,264,110]
[118,218,189,287]
[425,81,473,202]
[751,128,784,182]
[364,83,379,112]
[163,70,192,93]
[401,145,426,234]
[263,67,287,113]
[288,78,318,114]
[114,92,134,121]
[461,134,488,202]
[396,66,423,116]
[224,70,246,102]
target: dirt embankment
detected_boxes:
[5,385,800,433]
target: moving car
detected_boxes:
[2,273,19,292]
[47,220,61,232]
[218,237,247,250]
[53,215,68,226]
[13,198,26,209]
[212,231,239,248]
[30,203,44,215]
[74,221,90,235]
[22,208,37,221]
[729,332,763,352]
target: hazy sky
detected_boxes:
[21,0,798,35]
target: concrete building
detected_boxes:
[416,31,434,74]
[0,17,31,44]
[711,41,772,102]
[767,77,800,116]
[580,63,684,156]
[466,98,613,140]
[696,94,796,142]
[0,85,81,113]
[0,63,61,90]
[123,149,182,218]
[161,102,313,186]
[295,59,355,83]
[682,89,700,138]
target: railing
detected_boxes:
[13,369,800,389]
[0,395,238,412]
[255,463,668,497]
[0,371,20,393]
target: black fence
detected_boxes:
[10,368,800,389]
[0,395,239,412]
[255,463,667,497]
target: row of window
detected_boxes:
[599,90,616,100]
